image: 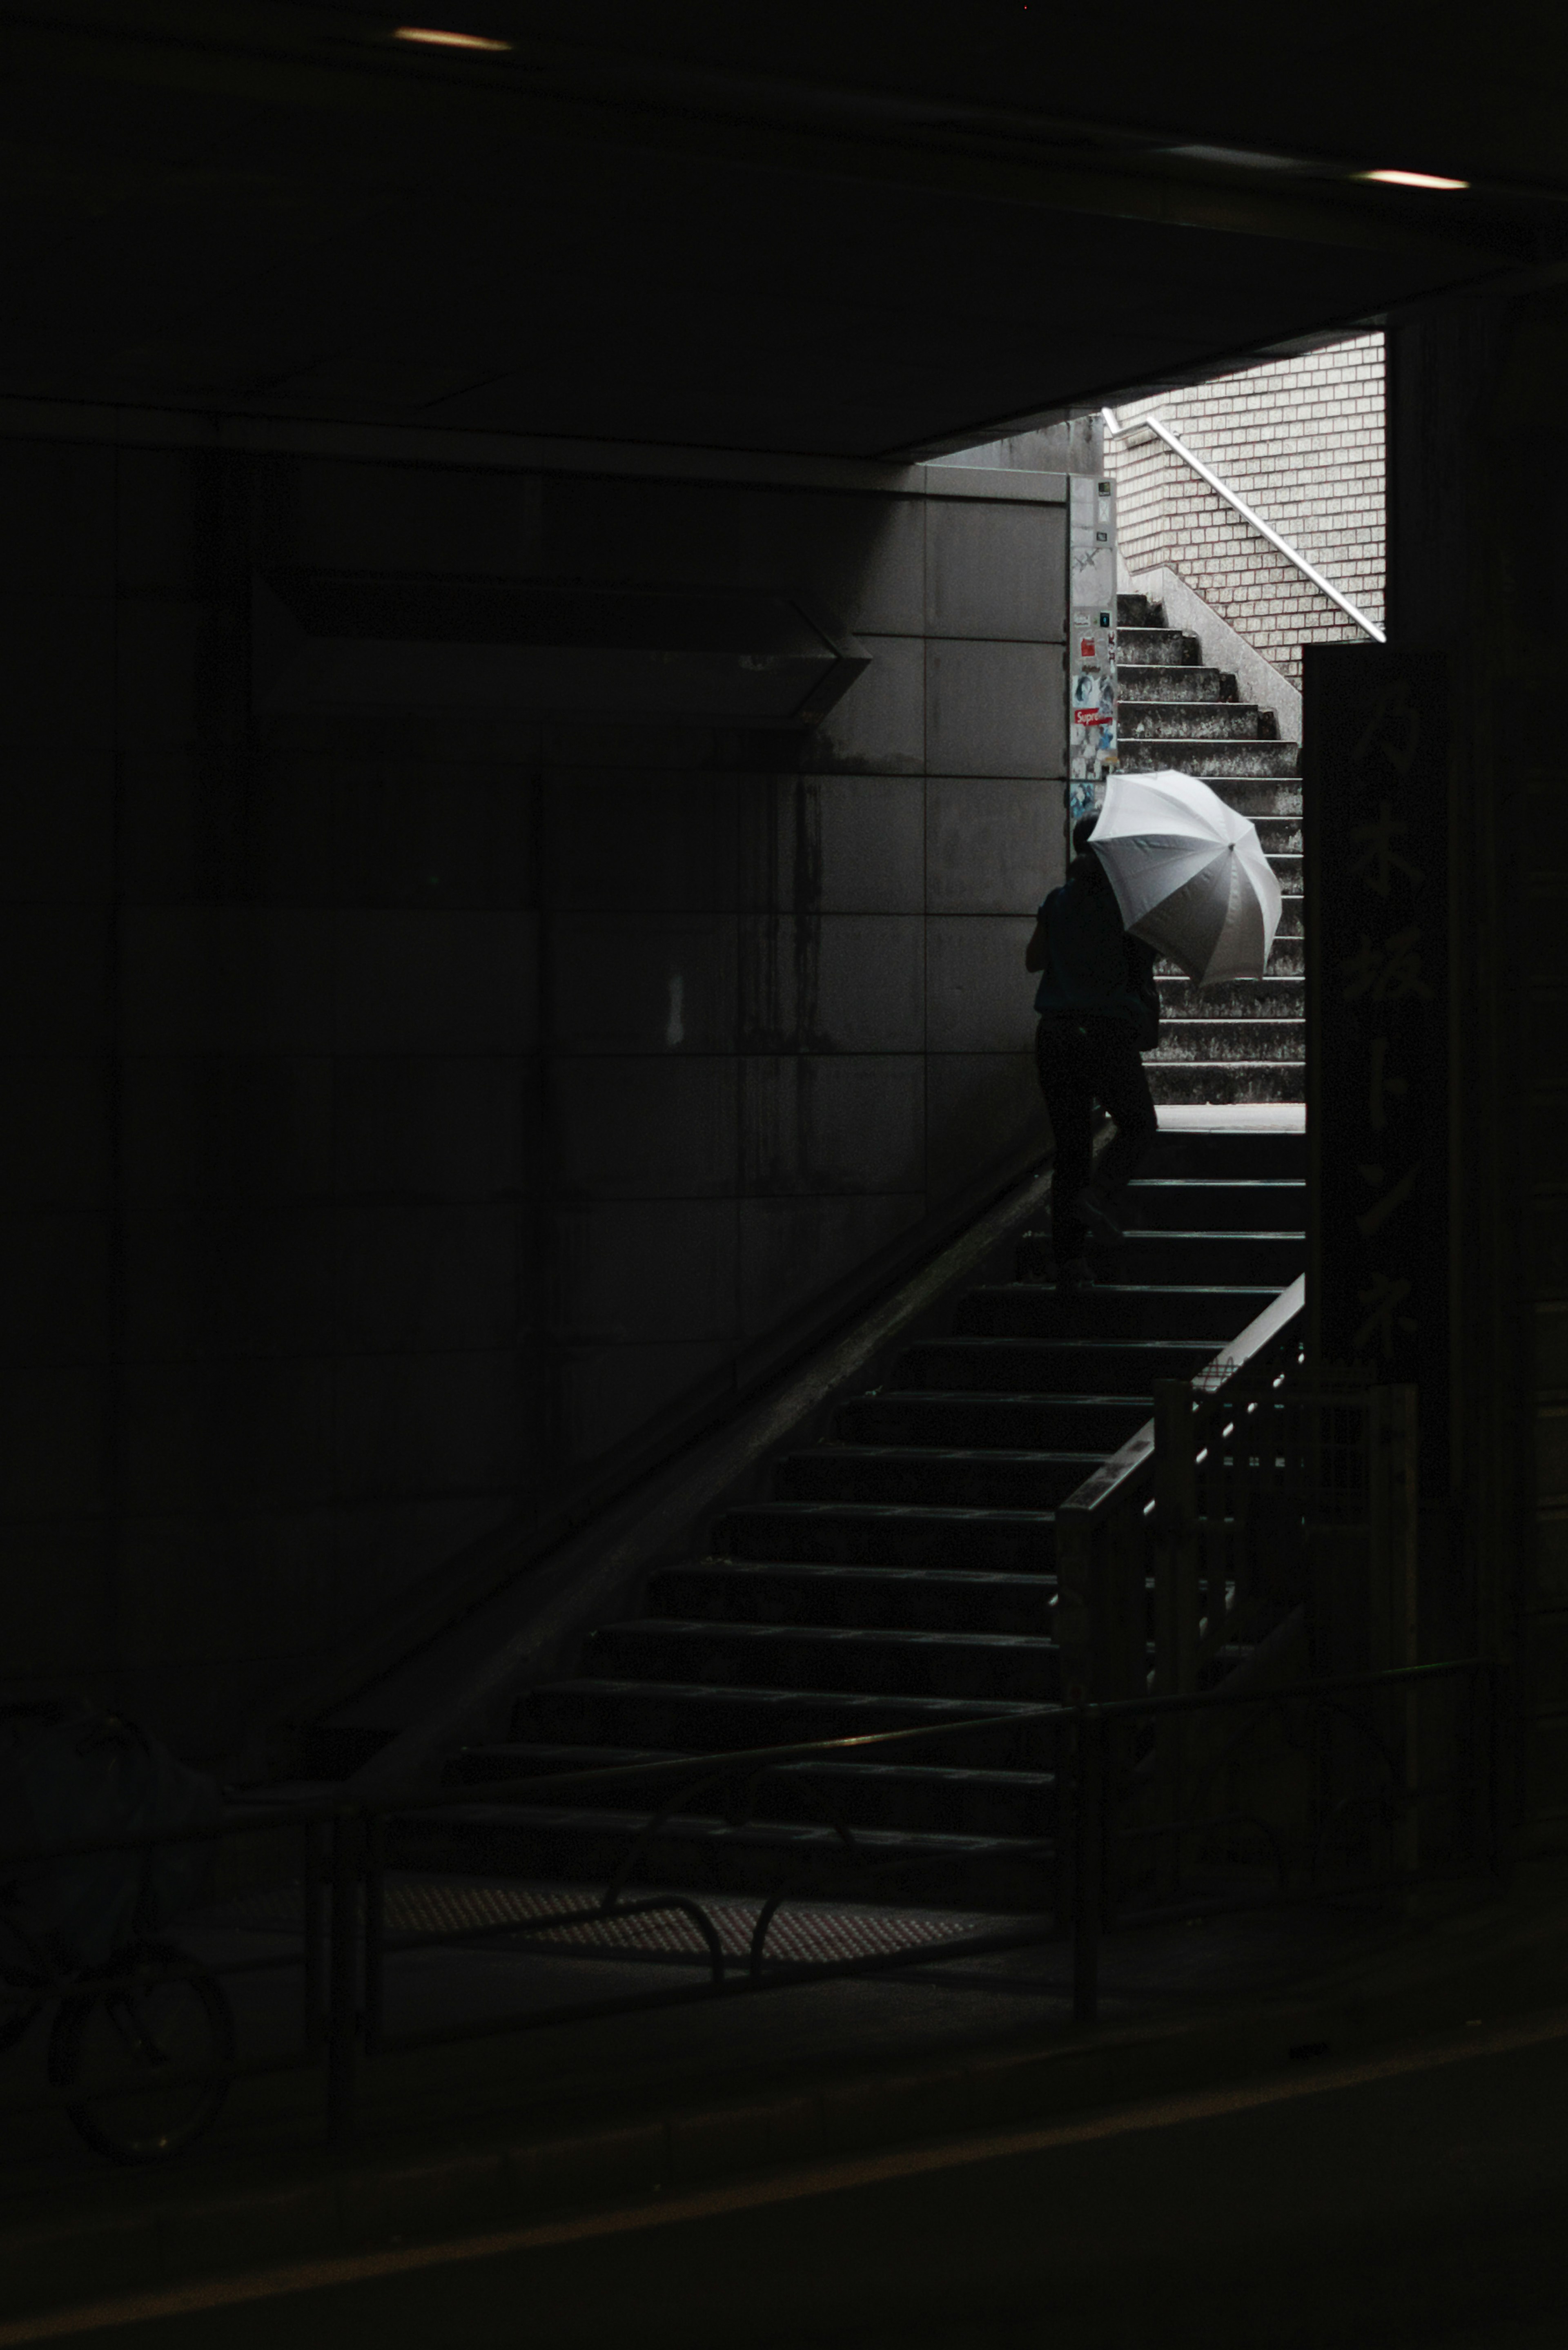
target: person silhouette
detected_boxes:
[1025,813,1159,1294]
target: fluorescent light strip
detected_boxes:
[1361,168,1469,191]
[394,25,513,51]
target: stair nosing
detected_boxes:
[535,1676,1047,1715]
[406,1802,1054,1857]
[459,1743,1057,1788]
[601,1618,1060,1652]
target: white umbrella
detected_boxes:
[1087,769,1283,986]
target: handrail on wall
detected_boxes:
[1102,405,1385,644]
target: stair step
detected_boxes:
[775,1445,1102,1509]
[585,1618,1062,1703]
[954,1282,1281,1340]
[1116,594,1165,628]
[1115,627,1201,666]
[519,1678,1055,1770]
[715,1501,1061,1573]
[1150,1019,1304,1064]
[1120,702,1278,742]
[1156,976,1302,1017]
[388,1800,1056,1909]
[1188,942,1300,977]
[901,1335,1224,1394]
[1193,780,1302,821]
[1013,1230,1304,1284]
[1116,662,1235,701]
[649,1559,1060,1634]
[447,1742,1060,1838]
[1147,1063,1306,1104]
[1123,1177,1306,1230]
[1119,739,1299,780]
[1141,1132,1305,1177]
[833,1391,1152,1450]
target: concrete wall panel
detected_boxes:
[926,1052,1044,1202]
[926,498,1065,640]
[0,597,116,748]
[334,911,539,1055]
[734,487,926,634]
[0,1060,109,1207]
[554,1058,738,1198]
[0,1368,106,1520]
[550,1200,739,1342]
[802,633,924,774]
[0,440,116,595]
[925,916,1040,1052]
[123,1056,336,1204]
[739,1193,925,1334]
[333,1057,530,1201]
[549,913,737,1055]
[739,915,925,1053]
[927,639,1064,778]
[926,776,1059,914]
[739,1055,925,1195]
[8,755,115,903]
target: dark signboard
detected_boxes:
[1305,644,1449,1490]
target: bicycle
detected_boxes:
[0,1898,235,2163]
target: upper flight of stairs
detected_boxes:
[1114,593,1303,1106]
[390,1127,1307,1915]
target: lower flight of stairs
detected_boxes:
[1115,593,1303,1106]
[390,1128,1308,1914]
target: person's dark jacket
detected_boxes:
[1032,850,1160,1051]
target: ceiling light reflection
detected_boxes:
[1361,168,1469,190]
[393,25,513,51]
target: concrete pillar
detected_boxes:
[1385,277,1568,1856]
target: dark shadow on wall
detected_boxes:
[1,431,1069,1759]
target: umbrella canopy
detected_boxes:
[1087,770,1283,987]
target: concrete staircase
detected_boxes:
[391,1127,1307,1914]
[1115,593,1303,1105]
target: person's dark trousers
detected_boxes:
[1034,1014,1158,1262]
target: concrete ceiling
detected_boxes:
[1,2,1562,457]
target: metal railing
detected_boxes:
[1102,406,1386,642]
[0,1653,1504,2159]
[1055,1276,1307,1703]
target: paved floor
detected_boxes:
[15,2006,1568,2349]
[0,1872,1406,2196]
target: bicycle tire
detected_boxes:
[0,1969,41,2054]
[49,1939,235,2164]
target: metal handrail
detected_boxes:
[1102,405,1385,643]
[1056,1273,1305,1533]
[0,1651,1503,2150]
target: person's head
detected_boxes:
[1072,814,1106,874]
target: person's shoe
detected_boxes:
[1056,1257,1096,1296]
[1072,1185,1125,1246]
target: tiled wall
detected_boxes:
[0,429,1066,1757]
[1108,334,1384,685]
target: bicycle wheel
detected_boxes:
[0,1969,42,2053]
[49,1939,235,2163]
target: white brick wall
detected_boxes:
[1107,334,1384,689]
